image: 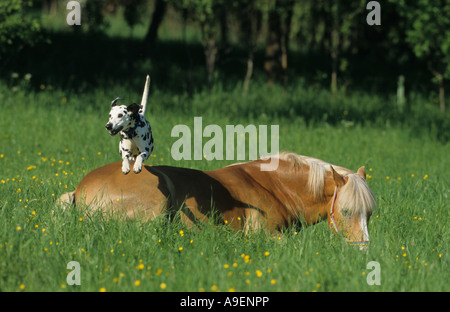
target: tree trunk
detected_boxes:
[428,62,446,112]
[201,22,218,87]
[264,8,282,84]
[438,76,445,113]
[42,0,57,14]
[204,38,217,86]
[264,0,293,85]
[331,70,338,96]
[143,0,167,54]
[329,2,340,97]
[241,0,259,95]
[331,46,338,96]
[219,4,229,46]
[182,9,194,93]
[243,52,254,96]
[280,0,294,85]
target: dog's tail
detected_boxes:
[140,75,150,116]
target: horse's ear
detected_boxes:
[357,166,366,181]
[330,166,345,187]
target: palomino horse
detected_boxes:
[58,152,376,247]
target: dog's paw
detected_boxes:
[122,160,131,175]
[133,159,143,174]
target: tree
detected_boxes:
[299,0,365,95]
[198,0,219,86]
[390,0,450,112]
[236,0,262,94]
[263,0,294,85]
[169,0,224,86]
[124,0,147,32]
[0,0,42,55]
[143,0,167,53]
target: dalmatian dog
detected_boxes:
[105,76,153,175]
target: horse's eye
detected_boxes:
[118,114,123,118]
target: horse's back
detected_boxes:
[74,162,168,219]
[73,162,237,221]
[71,159,302,230]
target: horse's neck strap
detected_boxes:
[329,173,350,229]
[329,186,340,233]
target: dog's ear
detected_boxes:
[111,97,123,107]
[127,103,140,114]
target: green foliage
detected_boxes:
[390,0,450,78]
[168,0,219,23]
[84,0,109,31]
[123,0,147,29]
[83,0,148,32]
[0,0,42,54]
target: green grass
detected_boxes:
[0,79,448,292]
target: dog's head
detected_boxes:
[105,97,141,136]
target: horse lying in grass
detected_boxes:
[58,152,376,248]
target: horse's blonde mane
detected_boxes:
[275,152,376,217]
[336,174,376,217]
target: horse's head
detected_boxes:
[327,166,376,250]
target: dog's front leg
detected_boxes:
[120,147,132,175]
[122,155,132,175]
[133,152,149,174]
[120,140,133,175]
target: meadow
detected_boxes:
[0,6,449,292]
[0,76,448,292]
